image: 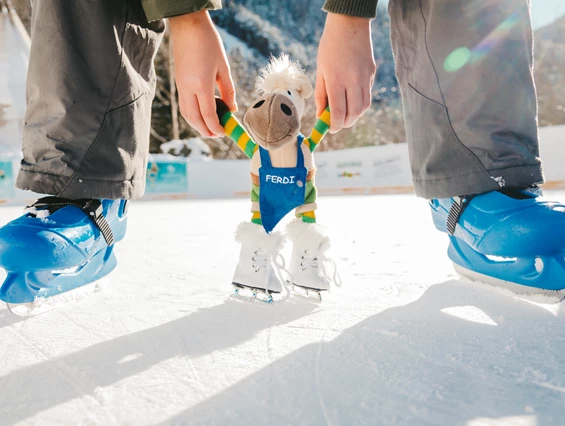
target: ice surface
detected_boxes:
[0,193,564,426]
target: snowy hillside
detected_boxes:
[211,0,397,100]
[0,7,29,157]
[1,194,564,425]
[535,16,565,127]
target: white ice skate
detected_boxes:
[232,222,287,304]
[285,219,341,301]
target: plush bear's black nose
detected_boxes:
[280,103,292,116]
[253,100,265,109]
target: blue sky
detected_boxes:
[378,0,565,29]
[531,0,565,28]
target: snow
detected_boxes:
[217,27,256,60]
[0,193,565,425]
[159,138,211,159]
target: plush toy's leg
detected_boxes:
[296,210,316,224]
[295,180,318,224]
[250,183,262,225]
[251,211,262,226]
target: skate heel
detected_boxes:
[448,235,565,303]
[291,284,323,301]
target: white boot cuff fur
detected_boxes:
[285,219,330,253]
[235,222,286,253]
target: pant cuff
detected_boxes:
[16,169,145,200]
[413,163,544,199]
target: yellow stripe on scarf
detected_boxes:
[224,116,239,136]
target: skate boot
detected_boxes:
[232,222,287,304]
[430,187,565,302]
[0,197,128,315]
[285,219,340,301]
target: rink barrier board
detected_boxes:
[0,125,563,204]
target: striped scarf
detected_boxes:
[219,107,331,159]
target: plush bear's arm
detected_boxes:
[304,107,331,153]
[215,98,258,159]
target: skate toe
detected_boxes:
[0,222,91,271]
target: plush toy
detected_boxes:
[215,54,339,303]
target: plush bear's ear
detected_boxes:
[296,74,313,99]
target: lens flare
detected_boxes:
[443,11,522,72]
[444,47,472,72]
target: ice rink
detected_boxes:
[0,193,564,426]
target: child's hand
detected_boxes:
[315,13,376,133]
[169,11,237,138]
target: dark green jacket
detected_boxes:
[142,0,378,22]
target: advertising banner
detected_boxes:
[145,160,189,194]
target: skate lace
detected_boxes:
[251,250,270,272]
[301,250,342,288]
[252,250,292,301]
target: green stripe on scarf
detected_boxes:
[314,119,330,135]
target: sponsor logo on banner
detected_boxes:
[338,171,362,178]
[336,160,363,178]
[336,161,363,169]
[146,161,188,194]
[373,155,402,177]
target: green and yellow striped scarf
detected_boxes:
[219,107,331,158]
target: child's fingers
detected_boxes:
[217,64,238,112]
[182,94,215,138]
[362,86,372,114]
[314,72,328,118]
[197,90,225,137]
[343,86,364,128]
[326,83,346,133]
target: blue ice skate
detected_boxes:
[430,187,565,303]
[0,197,128,315]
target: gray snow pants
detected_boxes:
[16,0,165,200]
[388,0,542,197]
[16,0,542,200]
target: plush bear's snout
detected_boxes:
[244,93,300,151]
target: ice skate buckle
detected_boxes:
[446,195,474,235]
[82,200,115,246]
[29,197,115,246]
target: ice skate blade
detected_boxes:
[454,264,565,304]
[6,280,103,317]
[231,284,276,305]
[292,284,323,302]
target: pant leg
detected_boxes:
[388,0,543,199]
[16,0,165,200]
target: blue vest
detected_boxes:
[258,134,308,233]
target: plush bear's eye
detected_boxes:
[253,100,265,109]
[287,90,292,96]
